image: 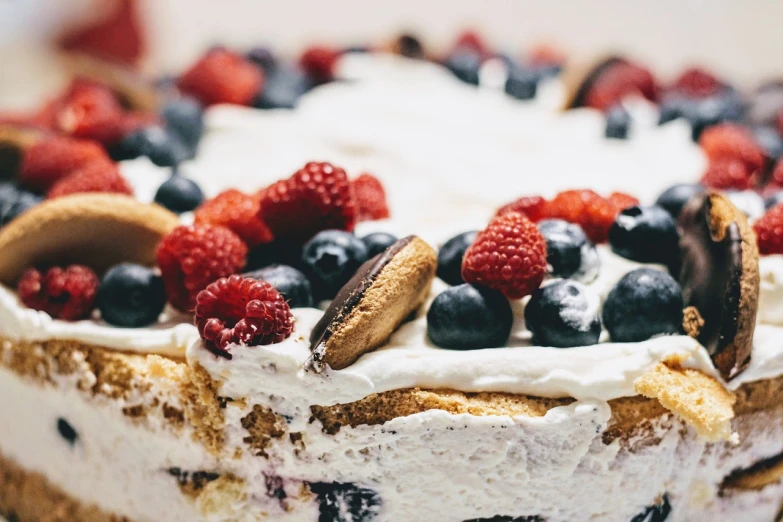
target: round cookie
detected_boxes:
[561,55,625,110]
[307,236,437,372]
[0,193,179,285]
[678,192,760,380]
[0,125,47,180]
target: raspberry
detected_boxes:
[20,136,109,193]
[495,195,548,221]
[546,189,617,243]
[17,265,99,321]
[299,46,340,83]
[607,191,640,210]
[754,204,783,255]
[671,67,722,98]
[47,160,133,199]
[769,159,783,188]
[55,79,127,144]
[528,44,566,67]
[700,158,752,191]
[699,124,766,174]
[177,49,264,107]
[584,61,658,111]
[453,30,490,58]
[352,173,390,221]
[259,161,357,242]
[195,275,294,358]
[156,225,248,312]
[194,189,273,247]
[461,212,547,299]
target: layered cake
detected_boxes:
[4,8,783,521]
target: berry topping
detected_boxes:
[298,46,340,84]
[655,184,705,219]
[160,97,205,150]
[461,212,547,299]
[427,284,512,350]
[444,49,482,86]
[253,65,311,110]
[524,280,602,348]
[156,224,248,312]
[605,105,631,139]
[301,230,369,300]
[537,219,599,283]
[754,126,783,162]
[361,232,399,258]
[113,126,191,166]
[607,191,641,211]
[453,30,490,58]
[546,189,618,243]
[608,206,680,267]
[96,263,166,327]
[658,93,744,141]
[504,65,542,101]
[195,189,273,247]
[495,195,548,221]
[603,268,684,342]
[17,265,99,321]
[195,275,294,358]
[259,161,357,242]
[153,174,204,214]
[700,158,752,191]
[754,203,783,255]
[352,173,390,221]
[672,67,723,99]
[46,160,133,199]
[584,61,658,111]
[0,183,42,226]
[244,264,313,309]
[19,136,109,193]
[699,124,767,174]
[177,49,264,107]
[246,239,304,272]
[764,190,783,210]
[246,47,277,72]
[54,80,127,145]
[437,230,478,286]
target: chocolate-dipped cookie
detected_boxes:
[0,125,46,179]
[562,55,625,110]
[306,236,437,372]
[678,192,760,380]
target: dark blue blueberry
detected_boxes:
[753,126,783,161]
[361,232,399,258]
[57,417,78,446]
[504,65,540,100]
[603,268,684,342]
[427,284,512,350]
[765,190,783,210]
[243,264,313,308]
[655,183,704,219]
[609,206,680,267]
[113,126,191,166]
[689,91,745,141]
[631,494,672,522]
[437,231,478,286]
[605,104,631,139]
[536,220,599,283]
[246,47,277,72]
[658,95,700,126]
[309,482,382,522]
[247,239,304,271]
[524,280,601,348]
[395,34,424,59]
[153,175,204,214]
[301,230,369,300]
[97,263,166,327]
[160,97,205,150]
[0,183,41,226]
[725,190,765,219]
[253,66,312,110]
[444,49,482,85]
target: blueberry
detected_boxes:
[160,97,205,150]
[444,49,482,85]
[605,104,631,139]
[631,494,672,522]
[524,280,601,348]
[114,126,191,166]
[725,190,766,219]
[153,175,204,214]
[504,65,540,100]
[689,91,744,141]
[603,268,684,342]
[427,284,512,350]
[0,184,41,226]
[247,239,304,271]
[244,264,313,308]
[753,126,783,161]
[309,482,382,522]
[437,231,478,286]
[246,47,277,72]
[361,232,398,258]
[537,219,599,283]
[301,230,369,300]
[765,190,783,210]
[253,66,312,110]
[654,183,704,219]
[56,417,78,446]
[658,95,699,126]
[97,263,166,327]
[609,206,680,267]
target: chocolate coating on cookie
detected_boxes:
[678,192,759,380]
[566,56,625,109]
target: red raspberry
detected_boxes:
[453,30,490,58]
[156,225,248,312]
[699,124,766,175]
[55,79,127,145]
[495,195,548,221]
[528,44,566,67]
[671,67,722,98]
[299,46,340,83]
[195,275,294,359]
[754,204,783,255]
[17,265,99,321]
[47,160,133,199]
[700,158,752,191]
[584,61,658,111]
[607,191,640,211]
[461,212,547,299]
[769,159,783,188]
[177,49,263,107]
[352,173,390,221]
[20,136,109,193]
[194,189,273,247]
[546,189,617,243]
[259,161,357,242]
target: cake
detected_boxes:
[2,11,783,522]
